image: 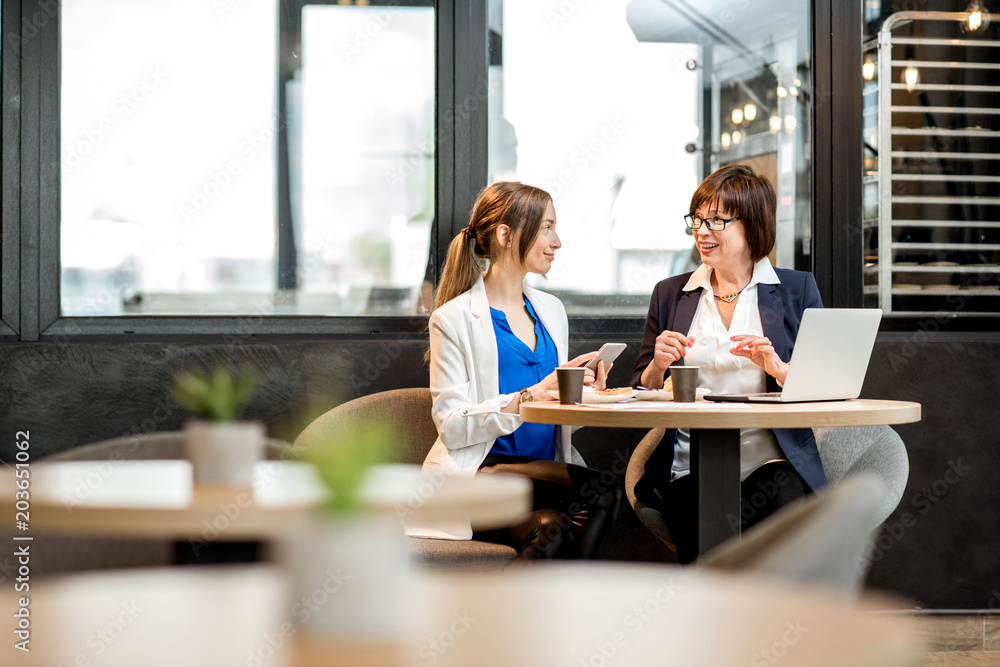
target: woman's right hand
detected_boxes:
[651,330,694,372]
[640,330,694,388]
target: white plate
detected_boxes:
[580,389,638,404]
[635,387,712,402]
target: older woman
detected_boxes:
[630,164,826,563]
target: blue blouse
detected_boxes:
[489,295,558,460]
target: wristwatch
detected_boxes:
[519,388,534,403]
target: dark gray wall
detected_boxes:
[2,334,997,608]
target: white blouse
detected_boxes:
[671,258,785,481]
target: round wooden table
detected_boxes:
[521,398,921,554]
[0,460,531,563]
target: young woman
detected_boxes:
[630,164,826,563]
[411,181,620,560]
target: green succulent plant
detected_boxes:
[303,421,394,514]
[170,365,258,421]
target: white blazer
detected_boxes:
[408,275,574,539]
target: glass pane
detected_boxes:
[863,5,1000,319]
[60,1,435,316]
[488,0,813,315]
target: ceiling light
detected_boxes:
[902,62,920,92]
[862,56,876,81]
[962,0,991,32]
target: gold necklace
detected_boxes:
[714,282,750,303]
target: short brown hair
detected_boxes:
[689,164,775,262]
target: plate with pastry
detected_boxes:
[580,387,638,404]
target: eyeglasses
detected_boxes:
[684,213,740,231]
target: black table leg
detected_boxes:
[690,428,742,556]
[173,540,262,565]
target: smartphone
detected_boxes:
[585,343,626,372]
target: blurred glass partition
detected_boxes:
[60,0,434,316]
[487,0,813,315]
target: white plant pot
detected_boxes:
[274,511,412,642]
[183,419,266,487]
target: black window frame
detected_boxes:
[3,0,870,343]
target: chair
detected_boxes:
[8,432,295,575]
[698,474,887,593]
[626,424,909,550]
[294,388,521,569]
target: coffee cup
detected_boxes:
[556,367,586,405]
[670,366,700,402]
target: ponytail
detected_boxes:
[433,232,482,311]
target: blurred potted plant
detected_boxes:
[277,419,412,641]
[170,365,265,486]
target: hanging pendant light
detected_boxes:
[902,62,920,92]
[962,0,991,33]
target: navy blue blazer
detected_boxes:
[630,268,827,493]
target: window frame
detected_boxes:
[3,0,886,342]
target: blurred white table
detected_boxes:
[0,460,531,540]
[0,562,919,667]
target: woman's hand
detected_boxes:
[641,330,694,389]
[530,351,604,397]
[729,334,789,384]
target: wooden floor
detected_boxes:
[913,615,1000,666]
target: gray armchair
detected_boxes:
[626,424,909,551]
[294,388,521,569]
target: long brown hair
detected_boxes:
[689,163,776,262]
[433,181,552,310]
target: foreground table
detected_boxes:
[0,460,530,541]
[0,562,919,667]
[522,399,921,554]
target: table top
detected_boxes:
[520,398,921,429]
[0,562,919,667]
[0,460,531,539]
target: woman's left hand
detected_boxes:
[583,360,611,392]
[729,334,789,384]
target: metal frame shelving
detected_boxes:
[866,11,1000,316]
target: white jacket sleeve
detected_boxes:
[429,311,521,451]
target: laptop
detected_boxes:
[705,308,882,403]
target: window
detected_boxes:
[60,0,435,317]
[488,0,815,315]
